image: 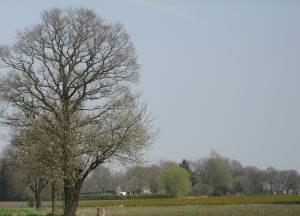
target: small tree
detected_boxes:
[157,166,192,197]
[10,120,62,210]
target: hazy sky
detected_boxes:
[0,0,300,170]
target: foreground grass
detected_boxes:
[1,205,300,216]
[77,205,300,216]
[78,195,300,207]
[1,196,300,216]
[0,208,44,216]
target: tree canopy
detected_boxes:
[0,8,156,216]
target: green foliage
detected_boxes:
[232,176,249,194]
[157,166,192,197]
[202,155,233,195]
[192,183,213,195]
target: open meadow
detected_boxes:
[0,205,300,216]
[76,205,300,216]
[78,195,300,207]
[0,195,300,216]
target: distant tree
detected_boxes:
[265,167,279,194]
[157,166,192,197]
[124,166,146,193]
[125,164,165,194]
[232,175,248,194]
[228,160,244,177]
[192,182,213,195]
[226,159,249,194]
[192,153,233,195]
[143,165,162,193]
[285,170,300,193]
[82,165,114,193]
[244,166,265,194]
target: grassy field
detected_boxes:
[77,205,300,216]
[1,195,300,216]
[78,195,300,207]
[0,205,300,216]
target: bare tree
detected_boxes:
[244,166,265,194]
[0,8,156,216]
[265,167,278,194]
[82,165,114,193]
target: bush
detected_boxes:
[157,166,192,197]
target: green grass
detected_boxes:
[1,204,300,216]
[1,196,300,216]
[76,205,300,216]
[78,195,300,207]
[0,209,44,216]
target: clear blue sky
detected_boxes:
[0,0,300,170]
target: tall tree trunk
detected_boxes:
[51,182,57,216]
[63,181,81,216]
[34,191,41,209]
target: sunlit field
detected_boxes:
[1,195,300,216]
[0,205,300,216]
[76,205,300,216]
[78,195,300,207]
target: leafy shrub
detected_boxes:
[157,166,192,197]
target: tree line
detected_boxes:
[1,151,299,203]
[82,152,300,197]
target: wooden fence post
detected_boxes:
[97,207,106,216]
